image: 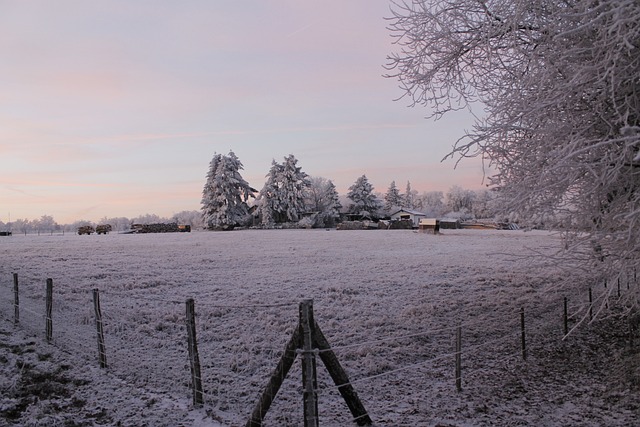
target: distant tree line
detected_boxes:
[0,211,203,235]
[0,153,501,234]
[200,151,503,230]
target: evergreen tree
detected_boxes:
[259,154,310,225]
[259,160,282,225]
[347,175,381,219]
[384,181,402,215]
[322,180,342,227]
[404,181,416,209]
[201,151,255,230]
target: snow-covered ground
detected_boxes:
[0,229,638,426]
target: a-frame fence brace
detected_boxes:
[246,299,372,427]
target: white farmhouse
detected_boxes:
[389,209,427,228]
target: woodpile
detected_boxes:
[336,221,365,230]
[388,220,413,230]
[336,221,379,230]
[130,223,191,233]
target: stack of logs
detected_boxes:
[130,223,191,233]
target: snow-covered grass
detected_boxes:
[1,229,639,426]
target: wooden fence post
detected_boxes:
[246,301,372,427]
[246,326,301,427]
[300,300,319,427]
[563,297,568,336]
[185,298,204,406]
[455,324,462,392]
[313,324,372,426]
[93,289,108,368]
[46,278,53,342]
[520,307,527,361]
[13,273,19,325]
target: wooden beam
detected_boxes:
[313,323,372,426]
[246,323,301,427]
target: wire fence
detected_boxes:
[0,269,638,426]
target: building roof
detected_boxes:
[390,209,427,217]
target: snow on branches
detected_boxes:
[386,0,640,275]
[201,151,255,230]
[347,175,382,219]
[258,154,311,226]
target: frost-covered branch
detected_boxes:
[387,0,640,281]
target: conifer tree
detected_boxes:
[201,151,255,230]
[347,175,381,219]
[322,180,342,227]
[259,154,311,225]
[384,181,402,215]
[404,181,416,209]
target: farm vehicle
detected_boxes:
[77,225,95,235]
[96,224,113,234]
[77,224,112,235]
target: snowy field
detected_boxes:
[1,229,639,426]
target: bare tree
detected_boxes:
[445,185,475,214]
[415,191,446,217]
[386,0,640,280]
[305,177,342,227]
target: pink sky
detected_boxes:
[0,1,486,224]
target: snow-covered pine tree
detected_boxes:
[322,179,342,227]
[347,175,381,219]
[384,181,402,215]
[259,154,311,225]
[201,151,255,230]
[259,160,284,225]
[404,181,416,209]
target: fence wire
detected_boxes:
[1,269,638,427]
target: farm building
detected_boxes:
[440,218,461,229]
[389,209,427,227]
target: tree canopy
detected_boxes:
[386,0,640,276]
[305,177,342,227]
